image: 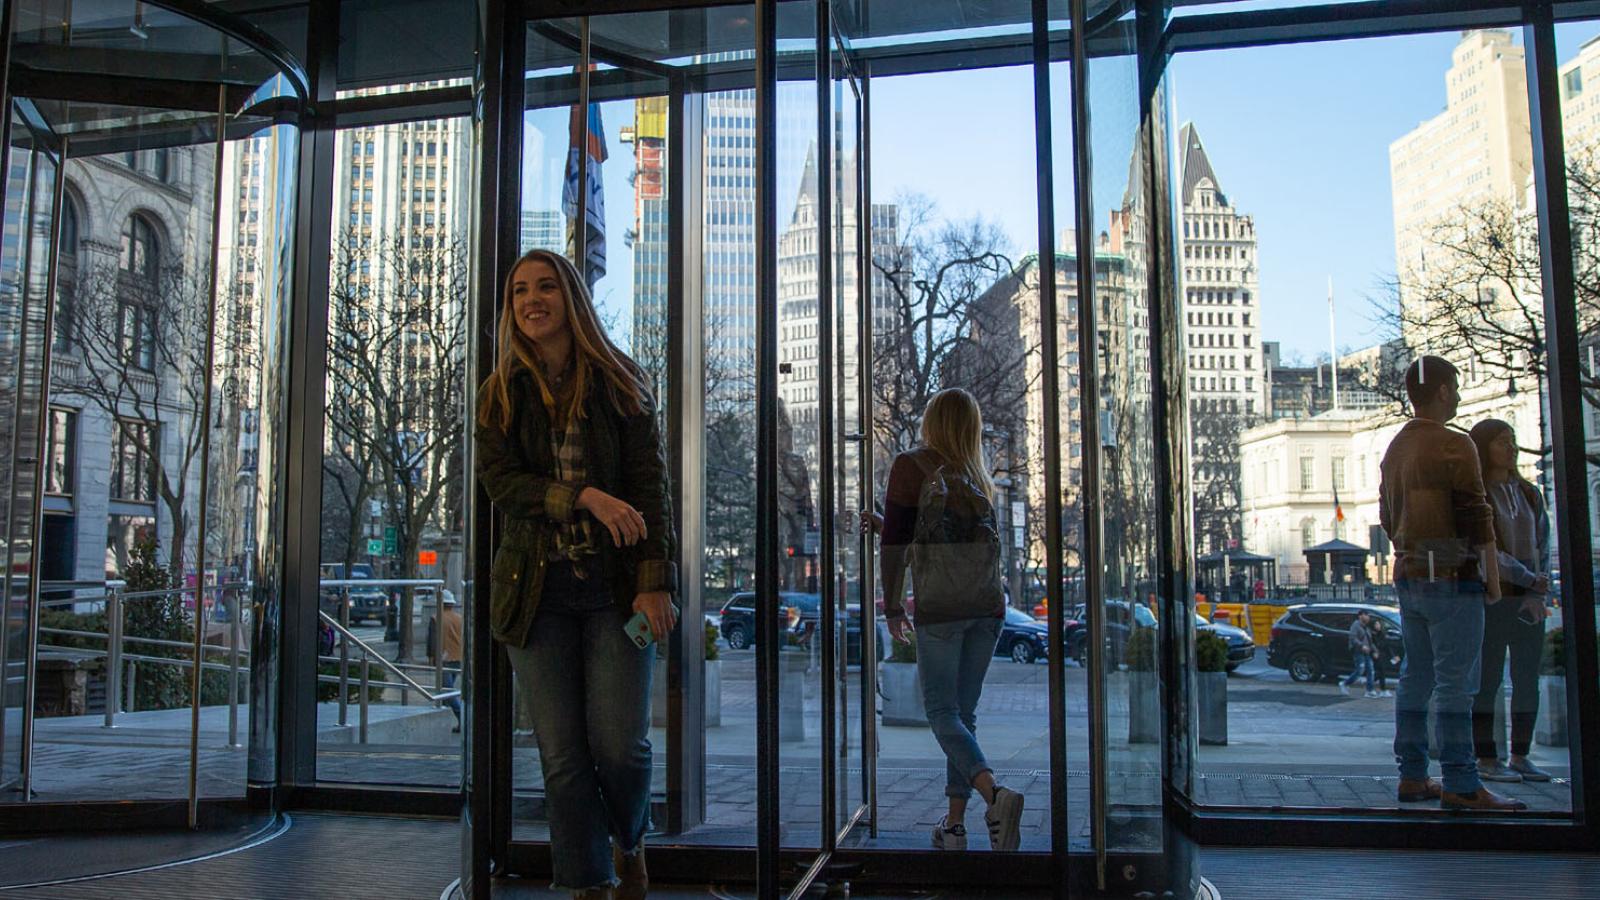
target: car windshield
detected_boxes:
[1004,607,1034,625]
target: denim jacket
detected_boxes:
[475,368,677,648]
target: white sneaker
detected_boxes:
[984,786,1025,851]
[1338,683,1350,696]
[1364,690,1380,699]
[1380,690,1394,698]
[931,816,967,850]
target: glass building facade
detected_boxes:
[0,0,1598,897]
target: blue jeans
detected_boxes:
[442,661,461,722]
[1394,579,1486,795]
[503,578,653,892]
[1344,651,1375,692]
[916,616,1003,799]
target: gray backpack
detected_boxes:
[909,455,1004,621]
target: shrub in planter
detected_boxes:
[1535,627,1597,747]
[1195,631,1229,746]
[705,621,721,661]
[888,629,917,664]
[1124,627,1156,672]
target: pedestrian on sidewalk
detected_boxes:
[1379,356,1523,812]
[1340,609,1379,698]
[1468,419,1553,785]
[867,388,1026,852]
[476,250,677,900]
[437,591,463,732]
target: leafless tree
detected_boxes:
[325,228,468,658]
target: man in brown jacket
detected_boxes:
[1379,356,1523,812]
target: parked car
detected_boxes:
[1266,603,1403,682]
[1195,613,1255,672]
[318,563,391,625]
[1066,600,1155,667]
[719,592,887,664]
[998,607,1048,664]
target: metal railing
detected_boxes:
[37,580,250,744]
[33,578,460,747]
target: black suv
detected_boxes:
[719,592,887,664]
[1267,603,1403,682]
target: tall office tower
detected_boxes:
[1176,123,1264,552]
[1388,29,1541,457]
[1177,122,1265,421]
[520,209,565,255]
[1390,30,1532,318]
[629,98,670,398]
[1561,33,1600,154]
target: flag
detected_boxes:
[1333,481,1346,525]
[563,100,608,289]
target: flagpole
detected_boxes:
[1328,275,1339,411]
[576,17,591,274]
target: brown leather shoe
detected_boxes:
[613,842,647,900]
[1441,788,1528,812]
[1397,777,1442,803]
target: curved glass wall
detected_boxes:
[0,0,303,812]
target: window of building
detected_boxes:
[118,215,160,370]
[1299,456,1315,491]
[1300,517,1317,550]
[112,418,158,503]
[45,408,76,496]
[55,198,80,352]
[1332,456,1346,491]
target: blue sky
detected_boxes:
[521,21,1600,362]
[870,23,1600,362]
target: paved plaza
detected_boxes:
[19,645,1573,850]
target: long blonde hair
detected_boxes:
[475,249,648,430]
[920,388,996,503]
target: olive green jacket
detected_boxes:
[476,368,677,648]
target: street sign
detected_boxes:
[383,526,398,555]
[366,538,384,555]
[419,550,438,566]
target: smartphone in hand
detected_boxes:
[624,604,680,648]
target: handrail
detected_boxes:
[319,611,453,702]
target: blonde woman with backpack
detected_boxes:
[869,388,1025,851]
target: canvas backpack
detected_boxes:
[908,454,1004,621]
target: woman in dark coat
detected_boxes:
[476,250,676,899]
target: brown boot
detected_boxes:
[1441,788,1528,812]
[613,841,647,900]
[1396,777,1442,803]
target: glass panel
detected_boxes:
[0,131,51,798]
[862,5,1048,849]
[315,114,471,788]
[776,0,823,862]
[830,45,866,835]
[1174,28,1571,813]
[511,15,678,840]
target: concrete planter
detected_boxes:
[650,658,721,729]
[880,661,926,726]
[1536,675,1568,747]
[779,652,807,742]
[1126,670,1160,744]
[1196,670,1228,746]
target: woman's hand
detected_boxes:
[578,487,647,547]
[859,510,884,535]
[633,591,677,642]
[1530,574,1551,595]
[887,614,913,644]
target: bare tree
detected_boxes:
[325,228,468,658]
[871,194,1030,459]
[58,245,214,581]
[1369,145,1600,465]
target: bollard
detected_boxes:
[104,587,124,728]
[227,591,241,748]
[359,657,371,744]
[338,586,351,728]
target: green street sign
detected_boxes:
[366,538,384,555]
[383,527,397,554]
